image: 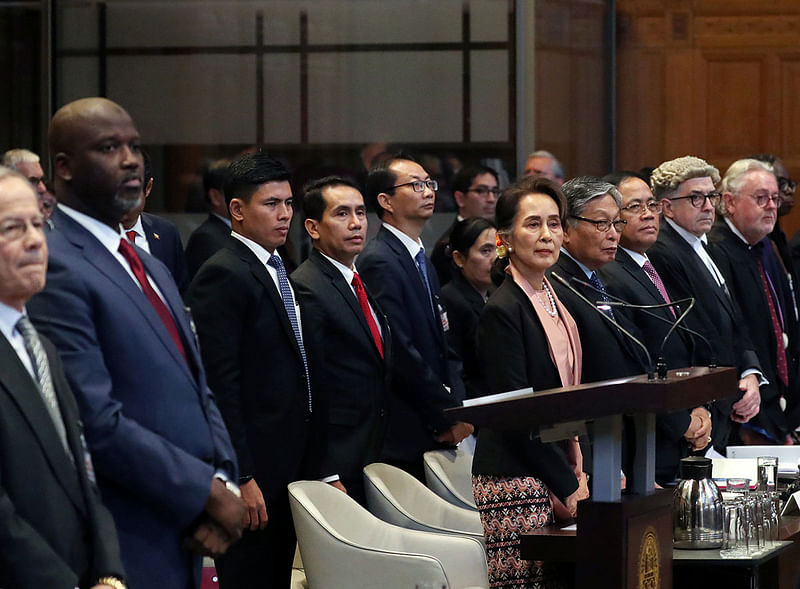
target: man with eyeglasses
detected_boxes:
[709,158,798,445]
[357,154,472,481]
[431,165,500,284]
[597,173,708,483]
[641,156,764,455]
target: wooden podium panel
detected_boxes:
[446,366,736,429]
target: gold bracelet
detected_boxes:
[97,576,127,589]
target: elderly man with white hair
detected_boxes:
[645,156,764,453]
[2,148,56,221]
[708,158,798,445]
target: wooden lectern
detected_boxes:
[447,366,736,589]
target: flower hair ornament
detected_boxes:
[496,234,509,258]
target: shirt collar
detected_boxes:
[128,215,145,239]
[559,247,594,279]
[0,301,24,345]
[382,222,424,259]
[318,250,356,284]
[57,203,123,256]
[664,216,707,247]
[724,216,754,247]
[230,231,277,267]
[620,246,648,268]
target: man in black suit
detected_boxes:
[357,155,473,480]
[186,153,322,588]
[0,167,126,588]
[551,176,647,383]
[645,156,763,452]
[292,176,390,506]
[184,159,232,279]
[591,176,710,484]
[120,150,189,291]
[709,158,795,444]
[430,165,500,285]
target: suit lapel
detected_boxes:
[310,250,383,359]
[0,337,85,514]
[377,227,441,341]
[56,211,194,379]
[231,238,304,361]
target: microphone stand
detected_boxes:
[550,272,655,380]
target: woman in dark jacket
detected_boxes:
[472,175,588,589]
[440,217,496,399]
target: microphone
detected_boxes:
[569,275,718,377]
[550,272,655,380]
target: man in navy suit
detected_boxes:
[27,97,244,589]
[121,150,189,291]
[0,167,126,588]
[186,153,323,588]
[292,176,391,505]
[357,155,472,481]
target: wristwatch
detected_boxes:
[97,576,126,589]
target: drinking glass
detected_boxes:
[757,456,779,492]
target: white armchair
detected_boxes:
[423,448,478,511]
[288,480,488,589]
[363,463,484,542]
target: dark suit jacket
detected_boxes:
[357,225,464,463]
[184,213,231,279]
[431,217,457,286]
[708,220,789,441]
[472,276,579,502]
[140,212,189,292]
[440,271,491,399]
[600,248,694,484]
[548,254,648,383]
[0,332,124,588]
[28,208,237,589]
[648,221,762,451]
[291,249,391,487]
[185,236,320,501]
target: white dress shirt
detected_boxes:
[124,215,151,254]
[318,251,382,337]
[0,302,34,378]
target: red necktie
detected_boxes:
[126,230,137,244]
[643,260,676,318]
[351,272,383,359]
[756,257,789,388]
[118,238,188,364]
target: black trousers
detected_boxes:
[215,491,296,589]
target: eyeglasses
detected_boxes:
[570,215,627,232]
[467,185,501,197]
[621,200,663,215]
[778,176,797,194]
[0,218,45,241]
[669,191,721,208]
[746,191,781,208]
[392,179,438,193]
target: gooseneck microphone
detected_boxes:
[550,272,655,380]
[569,274,718,378]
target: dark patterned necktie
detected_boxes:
[589,272,615,321]
[414,249,436,320]
[268,254,312,412]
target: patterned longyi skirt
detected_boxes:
[472,474,569,589]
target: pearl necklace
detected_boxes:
[535,280,558,317]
